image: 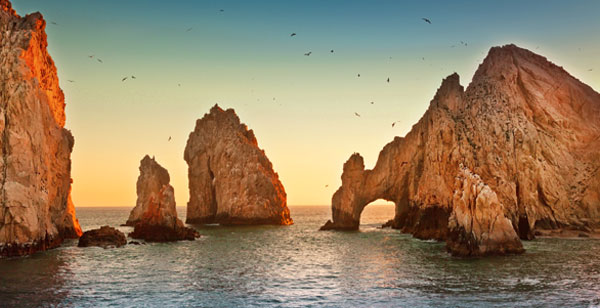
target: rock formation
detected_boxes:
[78,226,127,248]
[0,0,82,257]
[184,105,293,225]
[321,44,600,257]
[128,156,199,242]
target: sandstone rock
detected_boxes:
[446,165,523,256]
[128,156,199,242]
[0,0,82,257]
[125,155,171,226]
[78,226,126,248]
[184,105,292,225]
[322,44,600,256]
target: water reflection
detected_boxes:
[0,206,599,307]
[0,245,73,307]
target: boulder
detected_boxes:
[78,226,126,248]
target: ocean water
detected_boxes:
[1,205,599,308]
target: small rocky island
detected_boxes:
[127,156,198,242]
[184,105,293,225]
[0,0,82,257]
[321,44,600,257]
[78,226,127,248]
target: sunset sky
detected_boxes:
[11,0,600,207]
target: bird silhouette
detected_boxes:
[131,75,136,79]
[304,51,312,56]
[589,69,593,72]
[354,112,361,117]
[122,77,128,82]
[290,33,296,37]
[50,21,58,26]
[422,57,425,61]
[220,9,224,12]
[186,27,193,32]
[357,73,361,77]
[168,136,172,141]
[67,80,75,83]
[370,101,375,105]
[325,184,329,188]
[88,55,94,59]
[330,49,334,53]
[392,121,401,127]
[387,77,390,83]
[422,18,431,24]
[97,59,103,63]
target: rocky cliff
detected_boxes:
[185,105,292,225]
[321,44,600,256]
[128,156,198,241]
[0,0,82,257]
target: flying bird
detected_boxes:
[131,75,136,79]
[387,77,390,83]
[220,9,224,12]
[354,112,361,117]
[186,27,193,32]
[325,184,329,188]
[357,73,361,77]
[67,80,75,83]
[392,121,401,127]
[178,83,181,87]
[370,101,375,105]
[88,55,94,59]
[122,77,128,82]
[304,51,312,56]
[97,59,103,63]
[422,18,431,24]
[50,21,58,26]
[330,49,334,53]
[422,57,425,61]
[589,69,593,71]
[290,33,296,37]
[168,136,172,141]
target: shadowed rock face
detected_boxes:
[128,156,198,242]
[78,226,127,249]
[0,0,82,257]
[322,44,600,257]
[184,105,292,225]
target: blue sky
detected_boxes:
[10,0,600,206]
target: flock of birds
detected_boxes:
[48,12,596,134]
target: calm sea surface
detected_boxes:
[1,205,599,307]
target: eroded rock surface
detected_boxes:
[184,105,292,225]
[0,0,82,257]
[322,44,600,256]
[128,156,198,242]
[78,226,126,248]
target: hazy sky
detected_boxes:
[11,0,600,207]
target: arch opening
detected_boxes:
[359,199,396,228]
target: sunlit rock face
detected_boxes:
[322,44,600,256]
[184,105,293,225]
[128,156,198,242]
[0,0,82,257]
